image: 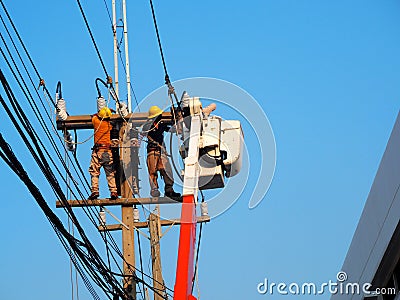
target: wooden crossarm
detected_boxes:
[98,216,210,231]
[56,197,179,208]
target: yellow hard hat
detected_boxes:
[98,107,112,119]
[148,105,163,119]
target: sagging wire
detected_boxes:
[76,0,109,79]
[1,5,175,299]
[0,42,129,293]
[64,147,81,300]
[0,131,110,300]
[191,190,206,294]
[148,0,181,125]
[136,229,146,298]
[0,70,133,298]
[0,14,91,194]
[1,1,180,298]
[0,0,55,105]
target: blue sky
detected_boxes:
[0,1,400,299]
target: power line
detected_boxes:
[148,0,181,114]
[0,34,89,197]
[0,131,105,300]
[102,0,113,24]
[76,0,110,79]
[0,12,91,194]
[1,2,177,298]
[192,222,203,294]
[137,229,147,296]
[0,10,132,278]
[0,0,55,104]
[192,191,206,294]
[0,66,174,299]
[149,0,168,80]
[0,69,127,299]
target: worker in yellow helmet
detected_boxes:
[88,107,118,200]
[142,106,181,200]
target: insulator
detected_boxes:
[97,96,106,112]
[56,98,68,121]
[99,208,106,225]
[181,91,190,108]
[200,202,209,216]
[64,131,75,152]
[133,207,140,222]
[57,97,66,111]
[202,103,217,117]
[117,102,129,118]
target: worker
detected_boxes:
[88,107,119,200]
[142,106,181,201]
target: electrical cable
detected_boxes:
[0,68,175,300]
[75,0,109,79]
[56,81,62,99]
[191,222,203,294]
[102,0,113,24]
[0,34,105,251]
[169,130,184,181]
[0,40,111,297]
[0,18,91,193]
[148,0,181,131]
[136,229,146,296]
[149,0,168,79]
[0,0,55,104]
[0,133,109,300]
[75,1,135,120]
[0,44,88,197]
[0,46,134,296]
[0,71,127,299]
[191,191,205,294]
[1,3,176,298]
[66,153,77,300]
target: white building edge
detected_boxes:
[331,111,400,300]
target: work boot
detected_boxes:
[88,192,99,200]
[110,192,119,200]
[150,188,161,197]
[165,190,182,202]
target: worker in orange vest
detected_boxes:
[142,106,181,200]
[88,107,118,200]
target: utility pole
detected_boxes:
[112,0,119,98]
[114,1,135,292]
[149,207,166,300]
[120,123,136,299]
[122,0,132,112]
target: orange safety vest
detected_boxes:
[92,114,112,146]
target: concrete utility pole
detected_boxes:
[111,0,132,112]
[112,0,119,98]
[119,122,139,299]
[149,207,166,300]
[122,0,132,112]
[120,124,136,298]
